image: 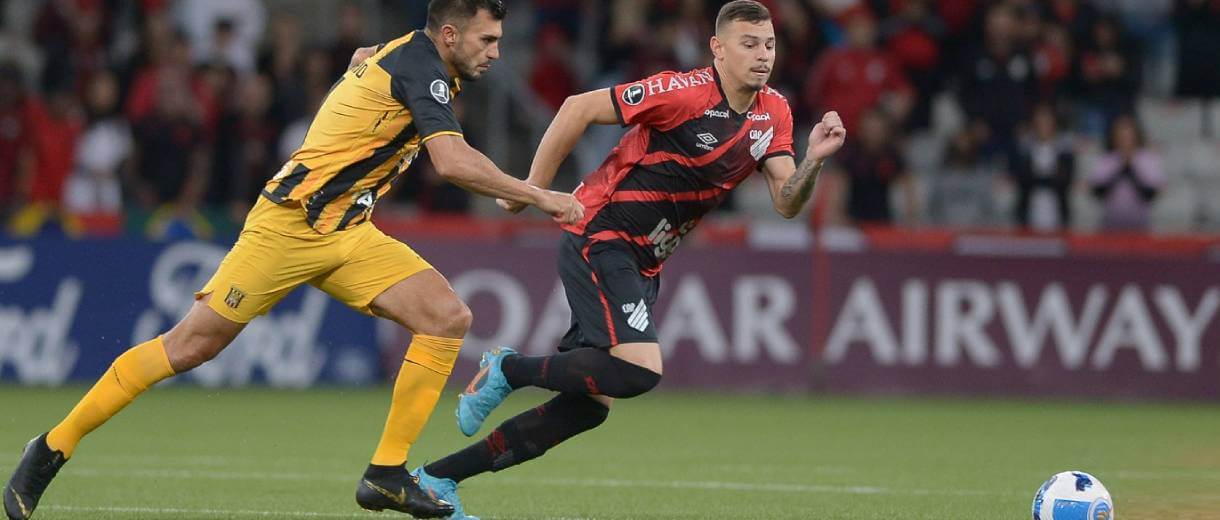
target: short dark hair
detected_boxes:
[426,0,507,31]
[716,0,771,32]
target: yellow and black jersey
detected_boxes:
[262,30,463,234]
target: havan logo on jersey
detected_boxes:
[642,70,716,96]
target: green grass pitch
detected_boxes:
[2,386,1218,519]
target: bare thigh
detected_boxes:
[369,268,472,339]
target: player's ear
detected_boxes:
[441,23,459,47]
[710,36,724,61]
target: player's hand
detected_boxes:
[349,46,377,70]
[534,190,584,225]
[809,111,847,162]
[496,198,528,214]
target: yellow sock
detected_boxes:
[370,334,463,466]
[46,337,176,458]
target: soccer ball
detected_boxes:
[1032,471,1114,520]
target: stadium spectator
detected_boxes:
[125,27,218,133]
[174,0,264,73]
[130,73,210,239]
[64,70,130,220]
[955,3,1037,165]
[928,128,1002,228]
[805,5,913,131]
[826,109,917,225]
[528,24,578,111]
[880,0,946,129]
[1072,16,1140,137]
[209,73,278,221]
[766,0,829,120]
[1042,0,1103,48]
[258,14,307,127]
[1089,114,1164,231]
[0,63,31,218]
[7,83,84,237]
[34,0,111,99]
[1173,0,1220,100]
[1032,22,1072,100]
[327,2,371,80]
[1011,104,1075,231]
[203,18,256,75]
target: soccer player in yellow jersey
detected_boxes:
[3,1,578,519]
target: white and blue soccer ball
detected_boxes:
[1032,471,1114,520]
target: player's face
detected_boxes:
[452,10,503,81]
[715,20,776,92]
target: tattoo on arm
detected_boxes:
[779,156,823,209]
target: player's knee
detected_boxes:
[605,357,662,399]
[559,394,610,431]
[165,335,225,372]
[442,299,473,337]
[417,296,471,338]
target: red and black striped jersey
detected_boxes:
[561,66,795,275]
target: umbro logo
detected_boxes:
[624,299,649,332]
[695,132,718,152]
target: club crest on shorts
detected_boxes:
[623,298,649,332]
[225,286,246,309]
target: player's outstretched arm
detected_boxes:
[497,88,620,213]
[426,134,583,224]
[763,111,847,219]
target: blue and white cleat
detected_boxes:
[456,347,516,436]
[411,467,478,520]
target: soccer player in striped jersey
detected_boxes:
[3,1,581,519]
[409,2,848,518]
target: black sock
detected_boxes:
[425,393,609,483]
[500,348,661,398]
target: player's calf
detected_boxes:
[428,393,609,486]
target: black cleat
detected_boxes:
[4,434,67,520]
[356,464,455,518]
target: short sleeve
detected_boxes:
[610,71,696,131]
[757,99,795,166]
[387,48,463,142]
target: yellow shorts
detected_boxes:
[196,196,434,323]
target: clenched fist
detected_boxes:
[809,111,847,162]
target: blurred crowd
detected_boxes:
[0,0,1218,239]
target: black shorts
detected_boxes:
[557,233,660,350]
